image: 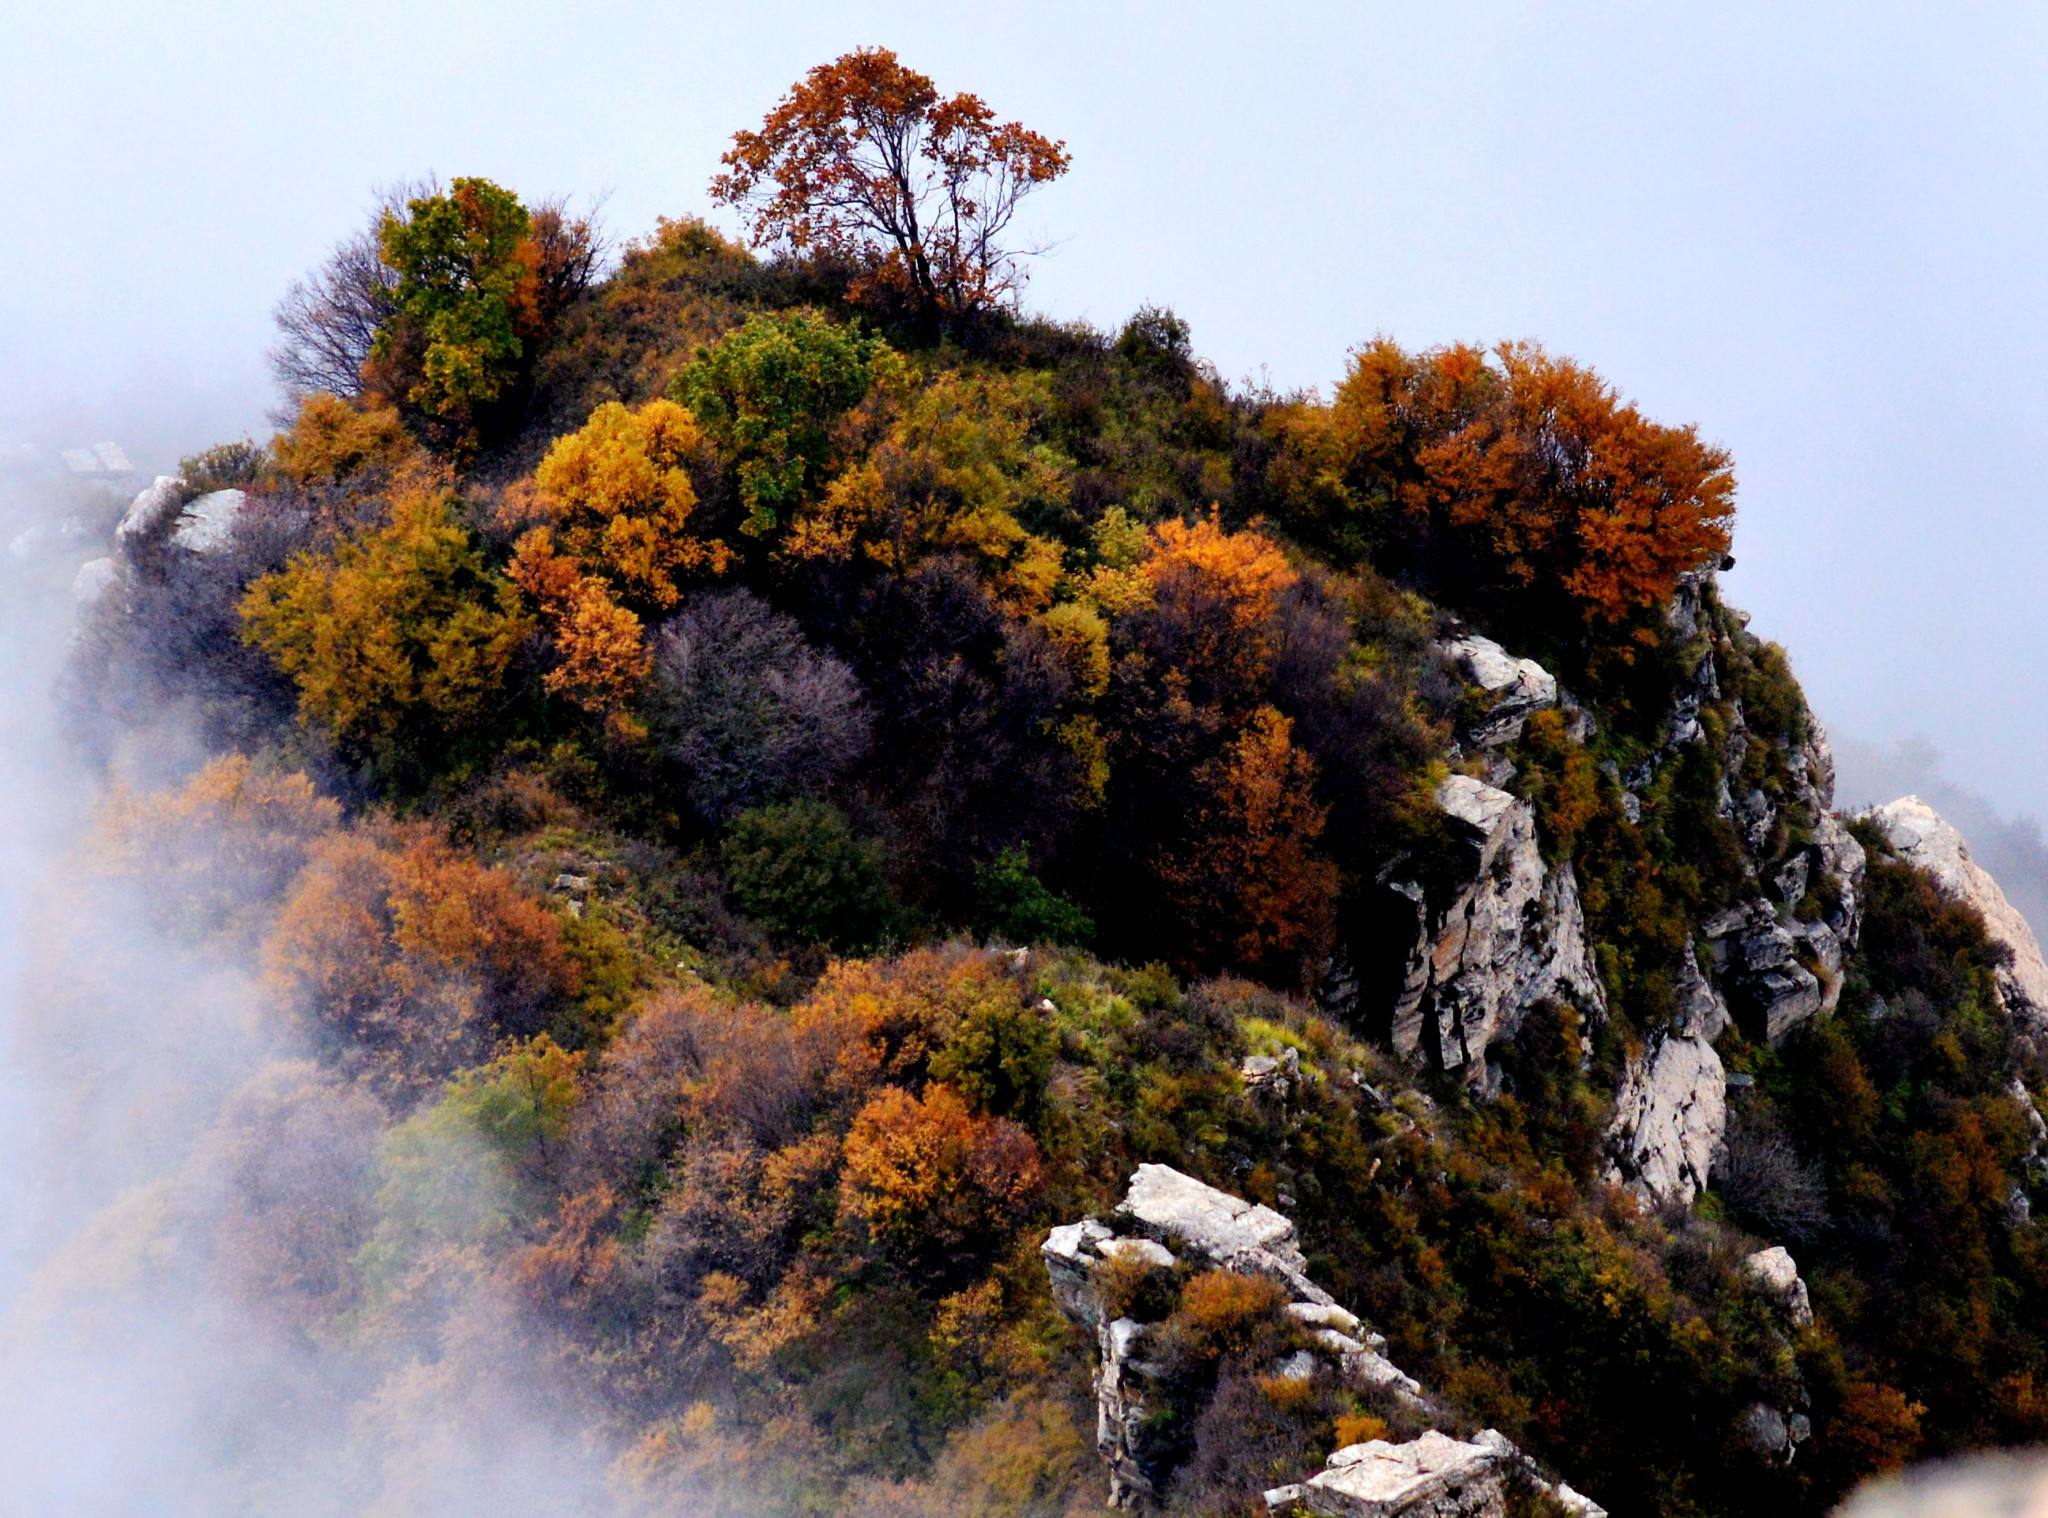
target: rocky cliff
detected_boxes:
[1382,584,1871,1212]
[1045,1165,1605,1516]
[1872,795,2048,1030]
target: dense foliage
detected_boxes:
[57,47,2048,1518]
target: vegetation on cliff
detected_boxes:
[56,47,2048,1518]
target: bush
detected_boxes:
[671,309,896,534]
[973,847,1093,948]
[650,588,870,823]
[720,800,897,951]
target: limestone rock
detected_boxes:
[1051,1169,1597,1513]
[1116,1163,1332,1305]
[1442,633,1557,749]
[1277,1429,1606,1518]
[1291,1431,1508,1517]
[1737,1401,1809,1464]
[111,476,247,564]
[113,475,186,558]
[1242,1046,1301,1100]
[1873,795,2048,1026]
[71,555,120,609]
[1743,1246,1814,1328]
[171,487,246,553]
[1706,901,1824,1042]
[1391,777,1607,1084]
[1604,1027,1726,1207]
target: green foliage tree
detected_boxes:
[972,847,1093,948]
[371,177,538,443]
[672,310,898,534]
[720,799,898,951]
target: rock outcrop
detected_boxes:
[1742,1246,1813,1328]
[1442,632,1559,763]
[1045,1166,1600,1514]
[1274,1430,1606,1518]
[1604,1032,1725,1207]
[1873,795,2048,1026]
[1389,775,1606,1088]
[111,476,246,564]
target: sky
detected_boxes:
[4,2,2044,812]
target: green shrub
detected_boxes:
[720,799,897,951]
[973,847,1095,947]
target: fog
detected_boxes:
[0,486,635,1515]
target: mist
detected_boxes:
[0,483,640,1515]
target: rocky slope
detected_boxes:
[1045,1165,1605,1517]
[1872,795,2048,1029]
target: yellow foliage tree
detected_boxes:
[524,398,732,611]
[240,488,530,770]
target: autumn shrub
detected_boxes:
[261,823,578,1089]
[927,975,1055,1120]
[271,393,418,490]
[98,755,340,942]
[648,588,870,822]
[241,486,531,779]
[839,1083,1044,1265]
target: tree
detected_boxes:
[261,824,577,1090]
[369,177,542,443]
[838,1083,1042,1260]
[712,48,1070,325]
[519,397,732,609]
[673,310,899,535]
[269,182,424,402]
[240,486,531,774]
[1154,706,1338,983]
[648,588,870,823]
[720,800,898,952]
[1312,339,1736,634]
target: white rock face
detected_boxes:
[1049,1169,1601,1515]
[1743,1246,1813,1328]
[1277,1429,1608,1518]
[1116,1162,1331,1305]
[170,487,247,553]
[71,555,120,608]
[1442,633,1558,748]
[1874,795,2048,1025]
[113,475,187,556]
[1392,777,1607,1084]
[111,477,247,562]
[1296,1431,1508,1517]
[1605,1030,1726,1207]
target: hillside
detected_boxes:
[15,50,2048,1518]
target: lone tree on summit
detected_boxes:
[712,48,1070,328]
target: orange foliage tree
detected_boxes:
[1304,339,1735,633]
[261,823,577,1089]
[712,48,1070,324]
[838,1082,1042,1260]
[1154,705,1338,982]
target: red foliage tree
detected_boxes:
[712,48,1070,324]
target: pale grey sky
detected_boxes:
[5,2,2044,813]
